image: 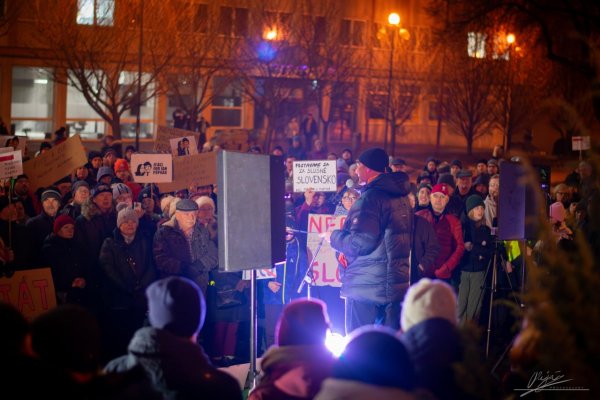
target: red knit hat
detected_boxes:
[114,158,130,173]
[431,183,449,196]
[53,215,75,235]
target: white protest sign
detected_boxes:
[293,160,337,193]
[307,213,346,287]
[154,126,202,154]
[242,267,277,280]
[0,150,23,179]
[1,135,27,154]
[170,136,199,157]
[572,136,590,151]
[130,154,173,183]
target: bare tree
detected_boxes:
[33,0,175,140]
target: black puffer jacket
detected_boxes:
[330,172,413,304]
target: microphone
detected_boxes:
[346,179,354,189]
[287,228,309,234]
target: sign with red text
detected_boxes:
[307,213,345,287]
[293,160,337,193]
[0,150,23,179]
[572,136,590,151]
[0,268,56,321]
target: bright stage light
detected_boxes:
[325,330,347,357]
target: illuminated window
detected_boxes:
[467,32,486,58]
[211,77,242,127]
[77,0,114,26]
[11,67,54,139]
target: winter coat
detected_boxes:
[415,207,465,279]
[461,219,493,273]
[153,218,218,294]
[262,236,307,305]
[400,318,463,400]
[330,172,413,304]
[60,203,83,220]
[0,219,28,270]
[99,228,157,311]
[104,327,242,400]
[315,379,417,400]
[25,211,55,267]
[41,233,89,305]
[410,215,440,284]
[250,345,335,400]
[75,199,117,260]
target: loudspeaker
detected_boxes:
[217,151,286,271]
[498,161,543,241]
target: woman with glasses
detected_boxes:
[334,188,360,216]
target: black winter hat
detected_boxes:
[358,147,388,173]
[466,194,485,214]
[437,173,456,189]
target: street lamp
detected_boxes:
[503,33,516,153]
[384,13,400,152]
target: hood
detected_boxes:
[81,198,115,220]
[367,172,411,197]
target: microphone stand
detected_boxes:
[297,236,326,299]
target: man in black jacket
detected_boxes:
[323,147,413,333]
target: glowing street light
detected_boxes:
[506,33,516,45]
[264,28,278,41]
[388,12,400,26]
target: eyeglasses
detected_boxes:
[342,196,358,201]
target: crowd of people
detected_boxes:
[0,133,599,399]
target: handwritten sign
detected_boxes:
[130,153,173,183]
[0,150,23,179]
[242,267,277,280]
[0,268,56,321]
[22,134,87,191]
[293,160,337,193]
[572,136,591,151]
[153,126,201,154]
[157,151,217,193]
[307,213,345,287]
[170,136,199,157]
[213,129,249,152]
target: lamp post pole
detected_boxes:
[135,0,144,151]
[384,13,400,153]
[503,34,515,154]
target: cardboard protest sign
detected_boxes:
[170,136,199,157]
[242,267,277,280]
[157,151,217,193]
[213,129,249,152]
[0,268,56,321]
[153,126,201,154]
[130,154,173,183]
[293,160,337,193]
[0,150,23,180]
[22,134,87,191]
[307,213,345,287]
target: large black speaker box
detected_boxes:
[217,151,286,271]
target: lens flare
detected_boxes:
[325,330,347,357]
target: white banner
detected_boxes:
[293,160,337,193]
[307,213,346,287]
[0,150,23,180]
[130,153,173,183]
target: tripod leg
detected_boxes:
[485,252,497,359]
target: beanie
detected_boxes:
[91,184,112,198]
[358,147,388,173]
[276,299,329,346]
[53,214,75,235]
[114,158,130,173]
[465,194,485,214]
[88,150,102,160]
[72,180,90,194]
[146,276,206,338]
[401,278,457,332]
[437,173,455,189]
[431,183,449,197]
[112,183,131,199]
[97,166,114,182]
[41,189,62,203]
[116,202,138,227]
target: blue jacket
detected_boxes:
[262,236,307,305]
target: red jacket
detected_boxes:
[415,208,464,279]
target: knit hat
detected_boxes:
[88,150,102,160]
[97,166,114,182]
[116,202,138,227]
[358,147,388,173]
[91,184,112,198]
[333,327,415,390]
[465,194,485,214]
[391,157,405,166]
[276,299,330,346]
[437,173,455,189]
[146,276,206,338]
[176,198,198,212]
[41,189,61,203]
[487,158,498,167]
[450,159,462,168]
[549,201,566,224]
[431,183,449,197]
[114,158,129,173]
[401,278,457,332]
[417,183,432,193]
[72,180,90,194]
[53,215,75,235]
[112,183,131,199]
[473,173,490,187]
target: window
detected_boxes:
[118,72,156,138]
[371,23,384,48]
[211,77,242,127]
[218,6,248,37]
[11,67,54,139]
[467,32,487,58]
[340,19,365,47]
[264,11,291,41]
[77,0,114,26]
[66,70,106,139]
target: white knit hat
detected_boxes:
[401,278,457,332]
